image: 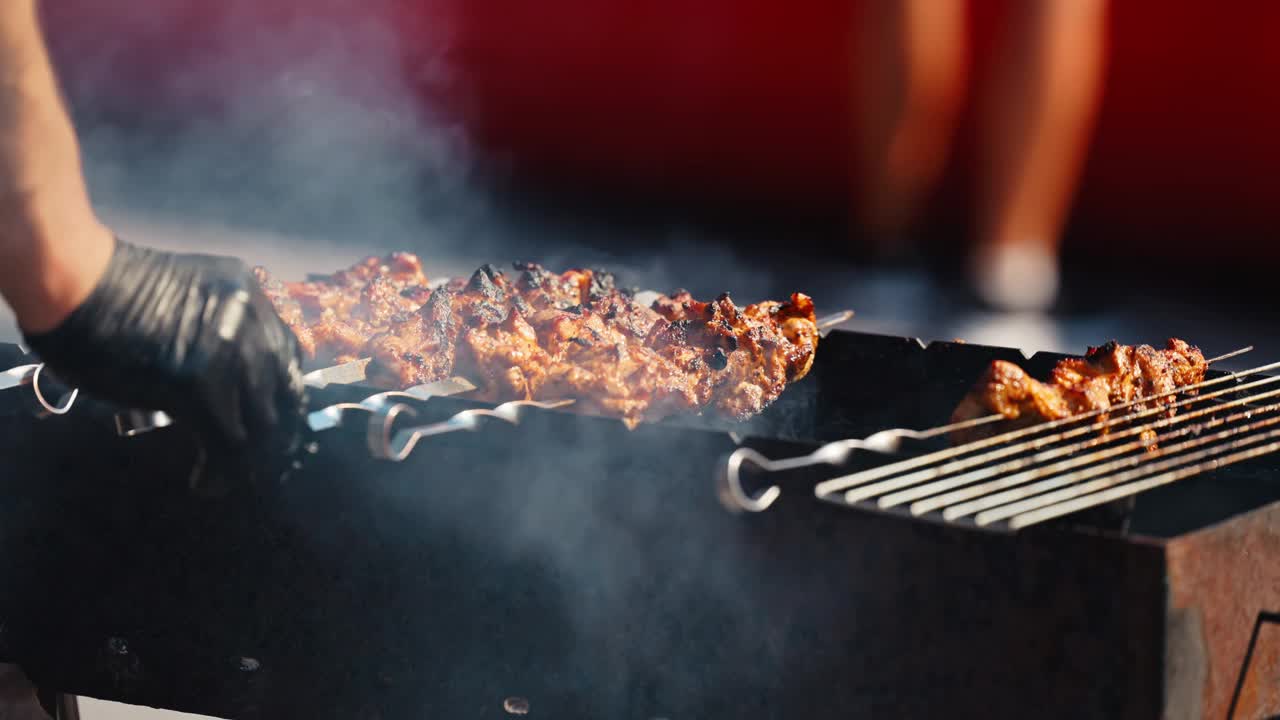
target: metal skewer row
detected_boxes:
[364,398,576,462]
[3,305,851,459]
[720,346,1273,529]
[355,308,848,462]
[816,347,1262,494]
[1,350,576,459]
[0,360,79,417]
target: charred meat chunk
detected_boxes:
[950,338,1207,444]
[257,255,822,426]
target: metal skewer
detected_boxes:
[982,419,1280,529]
[302,357,374,389]
[369,399,575,461]
[720,346,1269,515]
[816,310,855,335]
[813,391,1280,532]
[813,349,1271,493]
[1,362,78,416]
[902,391,1280,516]
[1005,438,1280,529]
[829,370,1280,503]
[0,363,39,392]
[109,357,398,436]
[934,343,1252,440]
[816,352,1274,499]
[903,396,1280,516]
[888,345,1257,443]
[968,408,1280,525]
[804,350,1280,530]
[1202,345,1256,364]
[305,377,476,432]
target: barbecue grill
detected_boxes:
[1,330,1278,719]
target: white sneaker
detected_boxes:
[969,241,1060,312]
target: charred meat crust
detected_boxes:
[255,254,821,426]
[949,338,1207,445]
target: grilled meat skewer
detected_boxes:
[950,338,1207,444]
[255,253,820,427]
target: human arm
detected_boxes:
[0,0,113,332]
[0,1,307,462]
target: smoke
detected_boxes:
[35,5,813,712]
[56,1,484,280]
[52,1,784,300]
[354,418,805,716]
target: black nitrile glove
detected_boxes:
[22,238,307,471]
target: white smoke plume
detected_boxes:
[7,8,817,717]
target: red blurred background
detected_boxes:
[38,1,1280,260]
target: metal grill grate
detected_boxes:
[811,355,1280,531]
[716,348,1280,532]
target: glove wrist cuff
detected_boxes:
[22,236,136,370]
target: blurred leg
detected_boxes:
[855,0,966,253]
[971,0,1108,311]
[0,664,52,720]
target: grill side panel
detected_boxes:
[1166,499,1280,718]
[0,406,1171,719]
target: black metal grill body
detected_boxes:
[0,333,1277,719]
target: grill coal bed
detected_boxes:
[1,332,1279,719]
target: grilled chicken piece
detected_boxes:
[255,254,821,426]
[255,254,432,366]
[254,267,317,358]
[950,338,1207,444]
[651,290,817,419]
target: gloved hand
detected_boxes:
[21,237,307,466]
